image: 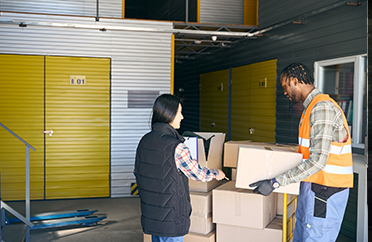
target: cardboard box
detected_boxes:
[190,191,212,216]
[143,233,151,242]
[223,140,252,167]
[224,141,298,168]
[216,218,283,242]
[236,145,303,195]
[193,132,226,169]
[190,191,215,234]
[184,231,216,242]
[190,215,215,235]
[144,231,215,242]
[212,181,276,229]
[189,179,223,193]
[186,132,225,192]
[231,168,237,181]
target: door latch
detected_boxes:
[43,130,54,136]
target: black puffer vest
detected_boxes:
[135,122,191,237]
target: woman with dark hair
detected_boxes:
[135,94,225,242]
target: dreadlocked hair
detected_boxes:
[280,63,314,85]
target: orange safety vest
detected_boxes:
[299,94,353,188]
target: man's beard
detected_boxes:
[290,94,298,103]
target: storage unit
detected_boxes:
[199,60,277,141]
[0,12,174,198]
[200,70,229,134]
[231,59,277,142]
[0,55,45,200]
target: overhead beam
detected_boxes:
[0,20,257,38]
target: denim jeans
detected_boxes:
[152,235,184,242]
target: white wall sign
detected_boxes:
[70,75,86,85]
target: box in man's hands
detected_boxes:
[236,144,303,195]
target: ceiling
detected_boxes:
[173,22,259,63]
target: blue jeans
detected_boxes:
[293,182,349,242]
[152,235,184,242]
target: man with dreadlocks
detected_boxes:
[249,63,353,242]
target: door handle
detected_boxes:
[43,130,54,136]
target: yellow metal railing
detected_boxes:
[282,193,297,242]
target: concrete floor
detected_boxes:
[7,197,143,242]
[5,197,364,242]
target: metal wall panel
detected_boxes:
[99,0,123,18]
[257,0,343,29]
[0,12,173,197]
[0,0,122,18]
[200,0,243,24]
[174,64,200,135]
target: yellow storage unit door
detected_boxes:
[249,60,276,142]
[45,56,110,199]
[231,59,277,142]
[0,54,44,201]
[200,69,229,134]
[231,64,252,141]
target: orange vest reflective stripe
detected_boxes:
[299,94,353,188]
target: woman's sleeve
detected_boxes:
[175,143,219,182]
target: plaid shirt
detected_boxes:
[276,88,348,186]
[175,142,218,182]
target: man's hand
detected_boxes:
[215,169,226,181]
[249,179,274,196]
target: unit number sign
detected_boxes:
[70,75,86,85]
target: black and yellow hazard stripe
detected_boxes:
[131,183,138,195]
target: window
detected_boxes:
[314,55,367,153]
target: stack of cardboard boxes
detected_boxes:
[213,141,301,242]
[187,132,226,242]
[144,138,301,242]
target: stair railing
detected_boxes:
[0,122,35,242]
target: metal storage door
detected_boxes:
[200,69,229,134]
[231,64,252,140]
[231,59,276,141]
[45,56,110,199]
[0,54,45,201]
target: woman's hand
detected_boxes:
[215,169,226,181]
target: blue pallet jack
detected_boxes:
[3,208,107,230]
[0,123,107,241]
